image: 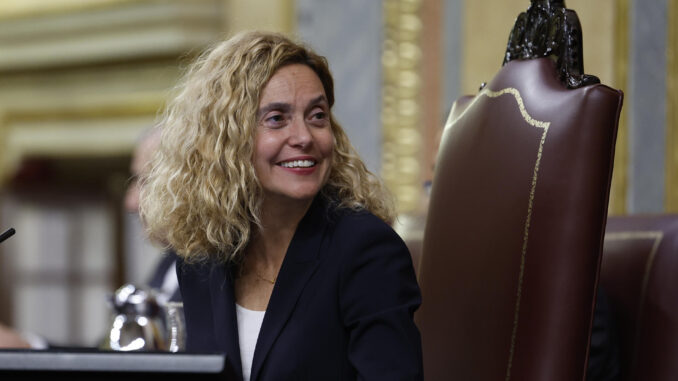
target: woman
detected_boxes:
[141,31,422,381]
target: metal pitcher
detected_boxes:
[100,284,167,351]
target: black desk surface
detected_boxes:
[0,348,227,380]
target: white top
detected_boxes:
[236,304,266,381]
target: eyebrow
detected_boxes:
[257,102,292,119]
[257,95,329,120]
[304,95,329,113]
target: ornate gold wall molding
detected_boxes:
[0,0,135,20]
[0,0,224,71]
[666,0,678,211]
[609,0,630,215]
[382,0,423,214]
[226,0,295,35]
[0,0,226,185]
[0,94,164,184]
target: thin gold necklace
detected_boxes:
[245,244,277,285]
[255,271,276,285]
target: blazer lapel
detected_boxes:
[209,261,243,380]
[249,197,329,381]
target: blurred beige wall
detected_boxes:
[226,0,295,35]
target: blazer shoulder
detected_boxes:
[316,195,389,228]
[331,207,398,234]
[329,207,408,252]
[175,256,221,288]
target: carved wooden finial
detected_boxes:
[503,0,600,88]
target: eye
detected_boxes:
[262,112,287,128]
[308,107,329,126]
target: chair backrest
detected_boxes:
[415,3,624,376]
[602,215,678,381]
[416,56,622,381]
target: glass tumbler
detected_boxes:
[165,302,186,352]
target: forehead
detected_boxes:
[259,64,326,105]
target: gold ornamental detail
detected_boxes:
[381,0,423,214]
[448,86,550,381]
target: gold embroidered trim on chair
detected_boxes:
[447,87,550,381]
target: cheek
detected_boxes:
[252,139,270,180]
[319,131,335,159]
[254,133,278,164]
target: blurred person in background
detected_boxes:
[0,126,181,349]
[0,322,31,348]
[124,126,181,305]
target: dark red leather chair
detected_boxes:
[415,3,624,376]
[416,56,622,380]
[602,215,678,381]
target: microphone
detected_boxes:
[0,228,15,243]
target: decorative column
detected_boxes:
[381,0,423,214]
[609,0,630,215]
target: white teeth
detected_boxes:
[281,160,316,168]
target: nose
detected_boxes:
[288,117,312,148]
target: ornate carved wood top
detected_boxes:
[503,0,600,88]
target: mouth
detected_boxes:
[278,159,317,168]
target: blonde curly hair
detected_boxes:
[140,30,395,264]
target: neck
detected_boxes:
[249,195,315,268]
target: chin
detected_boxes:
[264,189,318,205]
[290,192,320,202]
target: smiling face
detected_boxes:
[254,64,334,208]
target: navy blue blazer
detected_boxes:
[147,250,182,302]
[177,196,423,380]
